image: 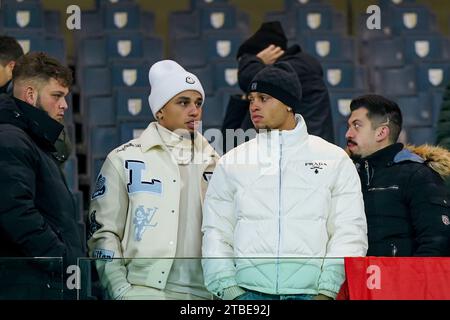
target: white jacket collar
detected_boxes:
[257,114,309,148]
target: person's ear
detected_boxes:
[24,86,37,106]
[156,109,164,121]
[375,125,390,143]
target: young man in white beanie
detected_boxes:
[88,60,219,300]
[202,62,368,300]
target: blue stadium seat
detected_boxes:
[394,93,433,127]
[89,126,119,158]
[80,67,112,96]
[44,10,61,35]
[119,122,148,144]
[103,2,140,30]
[416,63,450,91]
[373,65,417,96]
[213,60,239,91]
[328,89,365,147]
[4,30,66,62]
[264,10,297,41]
[2,1,43,29]
[115,88,154,123]
[204,31,245,61]
[202,94,224,128]
[295,4,339,34]
[171,38,207,68]
[403,33,445,63]
[366,38,404,68]
[79,36,107,67]
[63,156,79,192]
[301,32,355,62]
[188,65,214,96]
[390,4,437,35]
[322,63,368,90]
[403,126,435,145]
[111,60,148,88]
[86,96,115,126]
[169,11,200,39]
[430,89,445,127]
[107,33,145,60]
[200,5,238,32]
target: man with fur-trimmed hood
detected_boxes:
[346,94,450,256]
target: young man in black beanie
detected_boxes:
[202,62,368,301]
[221,21,335,152]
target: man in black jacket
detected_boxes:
[345,94,450,256]
[0,52,85,299]
[222,21,334,152]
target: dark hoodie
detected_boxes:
[0,94,84,299]
[222,22,334,150]
[354,143,450,257]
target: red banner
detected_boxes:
[337,257,450,300]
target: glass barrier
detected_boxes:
[0,257,64,300]
[77,257,345,300]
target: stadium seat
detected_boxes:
[80,67,112,96]
[86,96,116,126]
[213,60,239,90]
[322,62,368,90]
[103,2,140,30]
[63,156,79,192]
[204,31,245,62]
[328,89,365,147]
[89,126,119,158]
[187,65,214,96]
[295,4,337,33]
[115,88,154,123]
[119,121,148,144]
[200,5,238,32]
[2,1,44,29]
[79,37,107,67]
[390,4,437,35]
[366,38,404,68]
[301,32,355,62]
[201,94,224,128]
[264,10,297,41]
[394,93,433,127]
[403,126,436,145]
[111,60,148,88]
[416,63,449,91]
[403,33,445,63]
[373,65,417,96]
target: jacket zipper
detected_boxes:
[276,131,282,294]
[391,243,397,257]
[368,186,399,192]
[364,160,370,187]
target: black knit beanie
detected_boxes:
[236,21,287,59]
[247,62,302,111]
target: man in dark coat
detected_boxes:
[0,52,85,299]
[345,94,450,256]
[222,21,334,152]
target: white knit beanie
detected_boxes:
[148,60,205,117]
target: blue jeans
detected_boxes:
[236,290,316,300]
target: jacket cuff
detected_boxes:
[318,289,337,300]
[222,286,246,300]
